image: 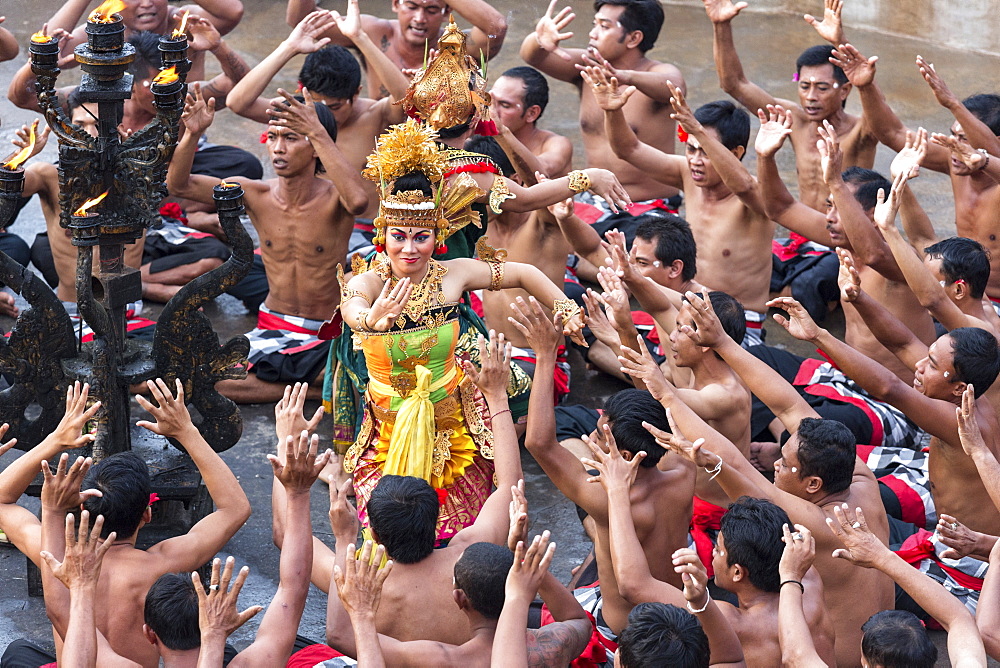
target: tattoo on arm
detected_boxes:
[224,50,250,80]
[525,624,587,666]
[380,35,390,52]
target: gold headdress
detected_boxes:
[398,15,496,135]
[364,119,483,252]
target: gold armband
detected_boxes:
[552,298,581,322]
[489,173,515,214]
[567,170,591,194]
[476,237,508,291]
[356,308,373,331]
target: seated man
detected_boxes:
[0,380,250,667]
[615,602,744,668]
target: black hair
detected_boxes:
[367,475,438,564]
[694,101,751,155]
[66,88,86,114]
[453,542,513,619]
[962,94,1000,136]
[794,418,855,494]
[593,0,664,53]
[81,451,151,539]
[391,170,434,196]
[796,44,847,85]
[500,66,550,119]
[602,389,669,467]
[924,237,991,299]
[634,214,698,281]
[299,45,361,100]
[128,31,162,80]
[464,135,514,178]
[841,166,891,211]
[144,573,200,651]
[719,497,790,592]
[947,327,1000,397]
[617,602,709,668]
[681,291,746,347]
[861,610,937,668]
[437,119,472,140]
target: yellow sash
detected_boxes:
[381,365,437,483]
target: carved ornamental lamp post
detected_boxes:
[0,0,253,458]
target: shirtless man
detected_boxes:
[43,0,243,84]
[768,296,1000,608]
[0,380,251,667]
[589,433,836,668]
[521,0,685,209]
[285,0,506,99]
[490,66,573,180]
[167,86,368,403]
[755,105,935,382]
[590,68,774,334]
[705,0,877,211]
[227,4,408,224]
[519,296,696,637]
[637,291,893,668]
[834,43,1000,305]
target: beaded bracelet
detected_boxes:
[686,592,711,614]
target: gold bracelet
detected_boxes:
[552,298,581,322]
[488,260,505,291]
[356,308,372,331]
[567,170,591,194]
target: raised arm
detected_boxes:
[755,106,833,245]
[956,386,1000,517]
[449,0,508,61]
[917,55,1000,157]
[891,130,940,251]
[777,525,830,668]
[226,10,336,122]
[803,0,845,46]
[137,379,251,571]
[167,85,241,205]
[931,132,1000,186]
[194,559,263,668]
[669,81,766,216]
[580,48,685,104]
[673,548,747,667]
[184,17,252,107]
[829,506,987,668]
[584,66,685,188]
[549,197,611,269]
[0,19,17,62]
[705,0,781,115]
[232,431,330,666]
[335,0,410,111]
[519,1,586,84]
[496,535,556,668]
[333,541,392,668]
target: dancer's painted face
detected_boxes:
[386,226,435,272]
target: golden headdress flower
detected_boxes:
[362,119,448,186]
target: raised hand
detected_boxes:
[679,291,727,348]
[186,15,222,53]
[329,477,360,544]
[916,55,959,109]
[672,547,710,611]
[778,523,815,581]
[136,378,196,439]
[534,0,576,60]
[41,453,101,512]
[827,504,890,568]
[817,120,845,185]
[956,384,986,457]
[580,421,645,492]
[547,194,575,222]
[582,289,620,348]
[181,82,217,135]
[584,168,632,214]
[803,0,844,45]
[195,557,263,638]
[596,266,633,333]
[506,532,556,602]
[606,229,642,284]
[507,480,529,552]
[645,409,720,470]
[702,0,748,24]
[289,9,336,51]
[461,331,512,404]
[269,430,331,495]
[580,65,634,112]
[829,43,877,88]
[274,382,324,445]
[268,87,327,139]
[836,248,862,303]
[47,382,101,451]
[0,423,15,454]
[936,514,983,560]
[618,340,672,404]
[40,511,115,591]
[364,277,412,331]
[890,128,927,180]
[871,171,907,232]
[755,104,793,158]
[931,132,988,171]
[767,296,822,341]
[667,81,701,136]
[11,120,50,161]
[508,296,564,357]
[334,540,394,618]
[579,47,619,79]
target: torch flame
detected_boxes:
[152,66,179,85]
[171,10,190,39]
[3,123,36,170]
[89,0,126,23]
[30,30,51,43]
[73,191,109,217]
[219,180,236,188]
